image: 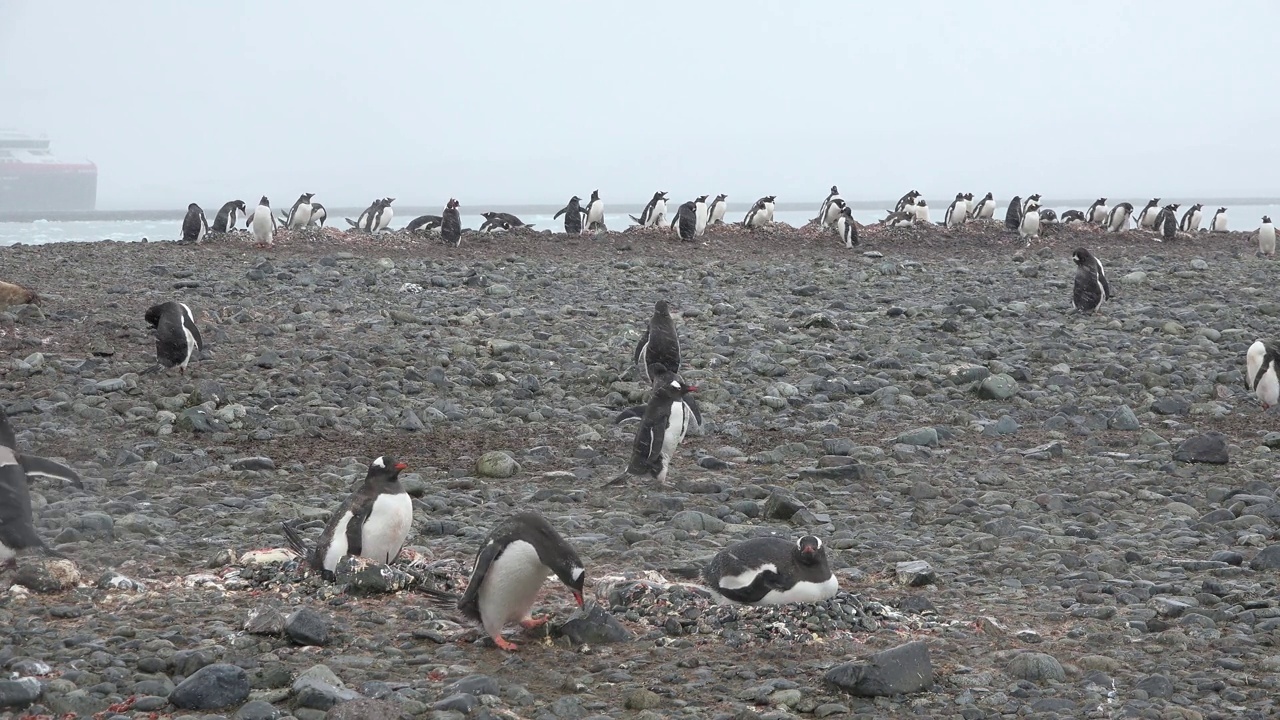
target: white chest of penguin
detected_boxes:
[363,493,413,563]
[661,401,691,463]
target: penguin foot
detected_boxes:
[494,636,520,652]
[520,616,548,630]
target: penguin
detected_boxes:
[700,535,838,606]
[1021,194,1042,215]
[970,192,995,220]
[407,214,443,234]
[143,301,204,374]
[554,196,585,235]
[584,189,606,232]
[836,204,858,248]
[944,193,966,228]
[1019,198,1041,240]
[248,196,276,246]
[1179,203,1203,232]
[962,192,975,217]
[371,197,395,232]
[1086,197,1109,225]
[1257,215,1276,257]
[285,193,315,229]
[211,200,246,233]
[441,199,462,247]
[1071,247,1112,313]
[1245,339,1280,410]
[817,185,841,226]
[1156,204,1179,241]
[744,195,775,229]
[893,189,920,214]
[1106,202,1134,233]
[0,441,47,564]
[819,187,844,228]
[632,299,681,381]
[913,199,930,224]
[346,199,381,230]
[673,200,698,241]
[1004,195,1023,231]
[309,203,327,228]
[1136,198,1161,229]
[707,194,728,226]
[1210,207,1229,232]
[495,211,533,229]
[0,281,38,311]
[630,191,669,227]
[609,368,698,487]
[1039,208,1058,224]
[181,203,209,243]
[1061,210,1086,224]
[885,211,915,228]
[480,212,533,232]
[281,456,412,581]
[0,409,83,490]
[456,511,586,652]
[693,194,710,236]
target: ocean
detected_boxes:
[3,201,1279,247]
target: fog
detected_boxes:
[3,1,1279,210]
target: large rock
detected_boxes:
[977,374,1018,400]
[0,678,41,709]
[1173,432,1228,464]
[12,555,81,593]
[475,451,520,478]
[285,607,331,646]
[824,641,934,696]
[555,605,634,644]
[1006,652,1066,683]
[1250,545,1280,571]
[169,663,251,710]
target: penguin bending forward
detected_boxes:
[211,200,246,233]
[1,409,84,563]
[143,301,204,374]
[1245,339,1280,410]
[457,511,586,651]
[630,191,669,227]
[700,535,838,605]
[632,299,681,381]
[1071,247,1112,313]
[672,200,698,241]
[744,195,776,228]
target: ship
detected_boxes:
[0,129,97,213]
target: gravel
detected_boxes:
[2,219,1280,718]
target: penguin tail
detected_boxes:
[414,586,460,606]
[612,405,645,424]
[17,454,83,489]
[600,471,632,489]
[629,214,643,225]
[663,565,703,581]
[280,520,310,558]
[139,363,164,375]
[344,218,358,228]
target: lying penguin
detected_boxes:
[672,534,838,606]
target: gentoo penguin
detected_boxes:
[285,193,315,229]
[630,191,669,227]
[584,189,606,232]
[632,299,681,381]
[309,203,327,228]
[701,535,838,605]
[441,199,462,247]
[1257,216,1276,257]
[407,214,443,234]
[693,194,710,236]
[1004,196,1023,231]
[970,192,995,220]
[744,195,775,229]
[944,193,966,228]
[836,204,858,248]
[0,408,82,489]
[0,281,38,311]
[817,185,841,226]
[1021,194,1042,215]
[673,200,698,241]
[1071,247,1112,313]
[346,199,380,230]
[282,456,412,581]
[1211,207,1229,232]
[1039,208,1058,224]
[0,440,46,564]
[1106,202,1134,232]
[893,189,920,214]
[707,193,728,226]
[249,196,276,246]
[554,196,585,235]
[1019,198,1041,241]
[962,192,975,217]
[1086,197,1109,225]
[456,511,586,652]
[180,203,208,243]
[885,211,915,228]
[1136,198,1161,229]
[480,211,533,232]
[913,199,930,224]
[143,301,204,374]
[609,367,698,487]
[1245,339,1280,410]
[371,197,395,232]
[1061,209,1086,224]
[1156,204,1179,241]
[1179,203,1203,232]
[211,200,246,233]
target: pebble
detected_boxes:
[168,664,251,710]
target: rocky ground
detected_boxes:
[1,218,1280,720]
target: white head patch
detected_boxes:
[372,456,385,469]
[571,566,585,581]
[669,380,681,389]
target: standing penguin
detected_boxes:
[1004,195,1023,231]
[913,199,930,224]
[632,299,681,381]
[700,535,838,606]
[819,187,844,228]
[0,435,47,564]
[441,199,462,247]
[1106,202,1134,232]
[1086,197,1109,225]
[1156,203,1179,241]
[836,204,859,248]
[630,191,669,227]
[1210,207,1229,232]
[693,194,710,236]
[554,196,586,235]
[143,301,204,374]
[1136,198,1161,229]
[371,197,395,232]
[211,200,246,233]
[285,193,315,229]
[1019,198,1041,241]
[962,192,975,217]
[1257,216,1276,257]
[944,193,967,228]
[181,203,209,243]
[893,189,920,214]
[346,199,381,230]
[456,512,586,652]
[1179,203,1203,232]
[1071,247,1112,313]
[281,456,413,581]
[970,192,995,220]
[249,196,276,246]
[744,195,775,228]
[707,193,728,226]
[1246,340,1280,410]
[673,200,698,241]
[609,368,698,487]
[584,190,606,232]
[816,185,841,226]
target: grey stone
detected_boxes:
[1108,405,1140,431]
[232,456,276,471]
[442,675,499,697]
[1135,674,1174,699]
[324,699,407,720]
[669,510,725,534]
[475,451,520,478]
[763,491,804,520]
[1173,432,1229,464]
[1250,545,1280,571]
[895,560,936,587]
[292,664,360,711]
[236,699,283,720]
[977,374,1017,400]
[1005,652,1066,683]
[554,604,634,644]
[286,608,331,646]
[169,663,251,710]
[896,427,938,447]
[0,678,41,709]
[824,641,934,697]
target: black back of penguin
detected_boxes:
[1004,196,1023,230]
[144,301,204,369]
[0,413,47,559]
[442,199,462,246]
[636,300,681,378]
[182,203,207,242]
[702,535,835,605]
[674,201,697,241]
[625,367,696,478]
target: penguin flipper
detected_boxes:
[456,538,503,621]
[554,207,566,220]
[612,405,646,424]
[345,218,358,228]
[281,520,311,560]
[631,330,649,366]
[17,454,83,488]
[683,396,704,426]
[629,214,643,225]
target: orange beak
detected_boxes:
[395,462,408,471]
[573,591,584,607]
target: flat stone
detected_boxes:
[1173,432,1229,464]
[895,560,936,587]
[169,663,251,710]
[286,608,331,646]
[824,641,933,697]
[1006,652,1066,683]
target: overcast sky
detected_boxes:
[3,1,1278,210]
